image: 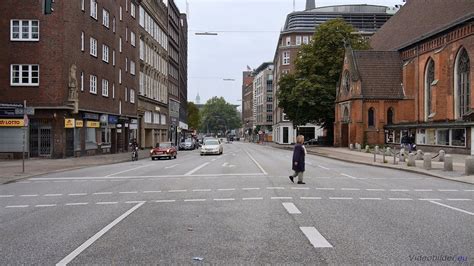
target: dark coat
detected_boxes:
[292,144,305,172]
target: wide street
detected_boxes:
[0,141,472,265]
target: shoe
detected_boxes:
[289,176,294,183]
[297,181,306,184]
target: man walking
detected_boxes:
[289,135,306,184]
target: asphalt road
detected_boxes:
[0,142,473,265]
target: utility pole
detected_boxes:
[22,100,27,173]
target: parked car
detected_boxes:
[200,138,223,155]
[179,139,196,150]
[150,142,177,160]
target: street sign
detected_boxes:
[15,107,35,115]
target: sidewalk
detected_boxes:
[264,142,474,185]
[0,150,150,184]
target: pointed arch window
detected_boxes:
[342,106,349,122]
[342,70,350,92]
[368,107,375,127]
[387,107,394,125]
[424,59,435,120]
[456,49,470,118]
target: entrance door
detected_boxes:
[65,129,74,157]
[341,123,349,147]
[283,127,289,144]
[39,127,52,156]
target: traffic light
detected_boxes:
[44,0,53,15]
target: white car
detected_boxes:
[200,138,223,155]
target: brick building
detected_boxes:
[241,70,254,139]
[178,13,189,136]
[0,0,139,158]
[253,63,274,141]
[334,0,474,154]
[167,0,181,146]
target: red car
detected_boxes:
[150,142,177,160]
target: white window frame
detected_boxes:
[90,0,98,19]
[131,31,136,47]
[81,32,84,51]
[296,36,302,45]
[119,37,122,53]
[125,87,128,102]
[285,36,291,46]
[102,9,110,28]
[102,44,109,63]
[112,50,115,66]
[80,72,84,91]
[126,27,128,42]
[102,79,109,97]
[90,75,97,94]
[10,20,39,41]
[130,89,135,103]
[119,69,122,84]
[10,64,39,86]
[81,0,85,11]
[303,36,309,44]
[90,37,97,57]
[139,6,145,27]
[112,83,115,99]
[130,61,135,75]
[119,6,123,21]
[282,51,290,65]
[139,39,145,60]
[125,57,128,72]
[131,4,136,18]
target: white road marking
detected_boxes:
[68,193,87,196]
[56,202,145,266]
[318,165,330,170]
[155,200,176,203]
[366,189,385,191]
[96,202,118,205]
[17,181,31,183]
[464,189,474,192]
[267,187,284,190]
[92,180,106,182]
[390,189,409,192]
[300,227,333,248]
[35,204,57,207]
[438,189,458,192]
[429,201,474,216]
[211,159,217,162]
[184,162,210,176]
[6,205,29,208]
[242,188,260,190]
[30,172,266,180]
[291,187,310,190]
[329,197,353,200]
[44,194,63,197]
[300,197,322,200]
[0,195,14,198]
[213,198,235,201]
[243,149,268,175]
[271,197,292,200]
[20,194,38,197]
[418,198,441,201]
[341,173,357,179]
[165,164,179,169]
[414,189,433,192]
[168,190,187,193]
[143,191,162,193]
[282,202,301,214]
[315,188,335,190]
[65,202,88,206]
[53,180,68,183]
[118,191,138,194]
[388,198,413,201]
[105,164,152,177]
[341,188,360,191]
[242,197,263,200]
[222,162,229,167]
[192,189,212,192]
[359,198,382,200]
[218,188,236,191]
[446,198,472,201]
[125,201,146,204]
[184,199,206,202]
[93,192,113,195]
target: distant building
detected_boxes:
[241,71,254,138]
[252,63,274,140]
[273,0,396,144]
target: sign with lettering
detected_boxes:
[83,112,99,120]
[0,119,25,127]
[76,120,84,128]
[65,118,75,128]
[86,121,100,128]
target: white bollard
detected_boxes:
[349,144,354,150]
[444,155,453,171]
[423,153,432,170]
[465,156,474,175]
[438,150,445,162]
[399,148,406,162]
[416,150,424,160]
[407,153,416,167]
[375,146,379,154]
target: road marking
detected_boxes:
[68,193,87,196]
[341,173,357,179]
[291,187,310,190]
[6,205,29,208]
[94,192,113,195]
[96,202,118,205]
[213,198,235,201]
[271,197,292,200]
[184,199,206,202]
[44,194,63,197]
[341,188,360,191]
[329,197,353,200]
[17,181,31,183]
[222,162,229,167]
[464,189,474,192]
[192,189,212,192]
[20,194,38,197]
[267,187,284,190]
[418,198,441,201]
[56,202,145,266]
[300,227,333,248]
[242,197,263,200]
[155,200,176,203]
[35,204,57,207]
[65,202,88,206]
[105,164,152,177]
[282,202,301,214]
[446,198,472,201]
[390,189,409,192]
[438,189,458,192]
[414,189,433,192]
[300,197,322,200]
[118,191,138,194]
[366,189,385,191]
[315,188,335,190]
[0,195,14,198]
[165,164,179,169]
[429,201,474,216]
[143,191,162,193]
[184,162,210,176]
[92,180,106,182]
[318,165,330,170]
[168,190,187,193]
[388,198,413,201]
[125,201,146,204]
[217,188,236,191]
[242,188,260,190]
[53,180,68,183]
[243,149,268,175]
[359,198,382,200]
[211,159,217,162]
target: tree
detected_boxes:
[187,102,201,130]
[200,97,241,135]
[277,19,370,142]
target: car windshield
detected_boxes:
[159,143,172,148]
[204,140,219,145]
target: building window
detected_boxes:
[81,0,85,11]
[112,83,115,98]
[424,58,435,120]
[125,57,128,72]
[144,111,152,123]
[161,114,167,125]
[10,20,39,41]
[90,0,97,19]
[90,37,97,57]
[130,89,135,103]
[119,6,123,21]
[139,39,144,60]
[282,51,290,65]
[153,113,160,124]
[139,6,145,27]
[126,27,128,42]
[112,17,116,33]
[10,64,39,86]
[119,37,122,53]
[102,44,109,63]
[436,129,449,146]
[266,115,273,123]
[285,36,291,46]
[303,36,309,44]
[119,69,122,84]
[451,128,466,146]
[368,107,375,127]
[342,70,350,92]
[130,61,135,75]
[102,9,110,28]
[125,87,128,102]
[296,36,302,45]
[90,75,97,94]
[455,48,470,118]
[387,107,394,125]
[131,4,136,18]
[266,104,273,112]
[102,79,109,97]
[81,32,84,51]
[112,50,115,66]
[131,31,136,47]
[342,106,349,122]
[80,72,84,91]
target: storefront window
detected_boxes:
[451,128,466,147]
[101,128,111,144]
[86,128,98,149]
[436,129,449,145]
[416,129,426,144]
[426,129,436,145]
[394,130,401,144]
[386,130,394,143]
[74,128,81,151]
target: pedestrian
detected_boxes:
[289,135,306,184]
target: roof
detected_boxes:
[370,0,474,51]
[352,51,404,99]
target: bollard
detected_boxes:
[373,149,376,162]
[357,143,362,152]
[438,150,445,162]
[416,150,424,160]
[365,145,370,153]
[382,148,386,163]
[465,156,474,175]
[444,155,453,171]
[375,146,379,154]
[423,153,432,170]
[407,152,416,167]
[399,148,406,162]
[349,143,354,150]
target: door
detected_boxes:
[341,123,349,147]
[65,129,74,157]
[39,127,52,156]
[283,127,289,144]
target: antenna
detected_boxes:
[293,0,295,11]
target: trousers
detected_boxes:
[291,171,304,182]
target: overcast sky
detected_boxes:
[175,0,404,107]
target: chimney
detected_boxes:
[306,0,315,10]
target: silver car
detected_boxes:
[200,138,223,155]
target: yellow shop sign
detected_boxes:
[75,120,84,128]
[0,119,24,127]
[86,121,100,128]
[65,118,75,128]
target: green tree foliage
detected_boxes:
[200,97,241,134]
[187,101,201,130]
[277,19,370,141]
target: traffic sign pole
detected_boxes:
[22,100,26,173]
